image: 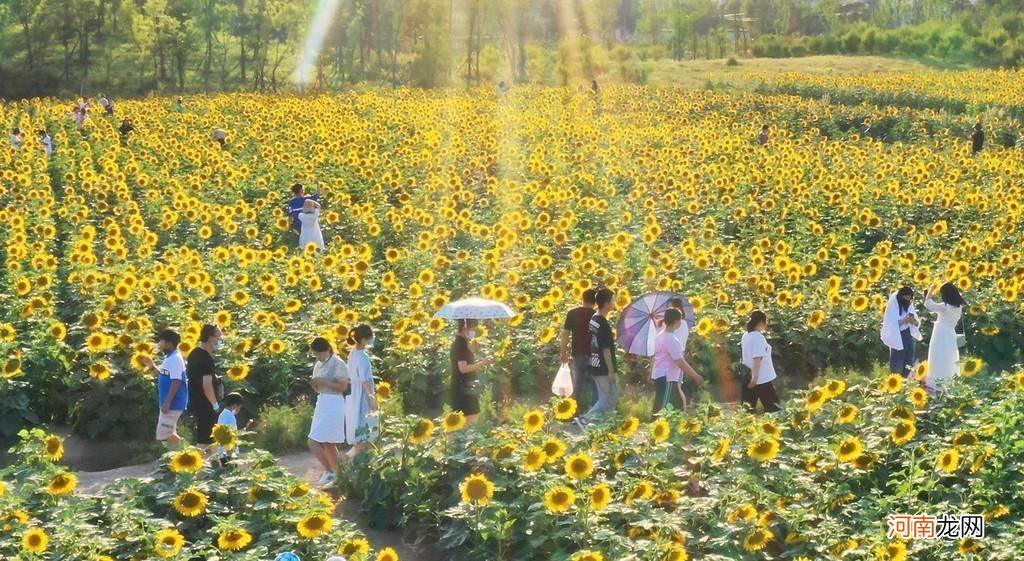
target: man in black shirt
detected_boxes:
[971,122,984,154]
[560,288,597,413]
[187,324,223,450]
[118,119,135,145]
[583,288,618,422]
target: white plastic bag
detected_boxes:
[551,363,574,397]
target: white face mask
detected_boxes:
[467,329,477,339]
[215,339,224,351]
[366,337,375,348]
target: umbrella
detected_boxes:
[434,297,517,320]
[616,292,697,357]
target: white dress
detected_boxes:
[308,354,348,443]
[297,209,324,250]
[924,298,961,390]
[344,349,378,444]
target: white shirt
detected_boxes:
[674,321,689,352]
[312,353,348,395]
[41,135,53,155]
[652,330,684,382]
[161,352,187,381]
[217,408,237,428]
[741,331,777,385]
[10,135,23,149]
[297,209,325,250]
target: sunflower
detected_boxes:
[880,374,904,393]
[727,503,758,523]
[619,416,640,436]
[805,388,827,412]
[836,404,859,424]
[544,486,576,513]
[409,418,435,444]
[742,528,773,552]
[376,381,393,400]
[23,527,48,554]
[571,552,604,561]
[339,537,372,556]
[952,431,978,447]
[650,419,671,443]
[825,379,847,398]
[43,435,64,461]
[169,449,204,474]
[47,473,77,496]
[217,528,252,551]
[937,447,961,473]
[553,397,578,420]
[522,448,547,472]
[892,421,916,445]
[958,538,980,555]
[297,512,333,538]
[662,543,688,561]
[590,483,611,511]
[876,541,907,561]
[226,364,250,381]
[625,481,654,505]
[541,437,567,463]
[154,528,185,558]
[522,409,545,434]
[460,473,495,506]
[377,546,400,561]
[211,424,237,449]
[962,358,983,378]
[564,453,595,480]
[711,437,731,462]
[173,488,208,517]
[913,361,929,382]
[747,438,780,462]
[836,437,864,463]
[442,411,467,433]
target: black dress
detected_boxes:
[450,336,479,415]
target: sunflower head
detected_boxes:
[836,437,864,463]
[173,488,208,517]
[43,435,64,461]
[217,528,253,551]
[619,416,640,436]
[339,537,371,556]
[212,424,237,449]
[409,418,435,444]
[590,483,611,511]
[154,528,185,558]
[522,409,545,434]
[297,512,333,538]
[442,411,467,433]
[47,472,77,496]
[169,449,205,474]
[937,447,961,473]
[564,453,595,480]
[460,473,495,506]
[650,419,671,443]
[747,438,780,462]
[23,528,49,554]
[553,397,578,420]
[571,551,604,561]
[544,486,576,513]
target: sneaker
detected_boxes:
[316,471,334,486]
[323,472,337,485]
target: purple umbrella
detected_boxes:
[616,292,697,357]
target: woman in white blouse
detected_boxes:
[307,337,349,486]
[881,286,922,377]
[923,283,965,393]
[740,310,780,413]
[344,324,379,458]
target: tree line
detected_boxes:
[0,0,1021,98]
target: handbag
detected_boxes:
[736,363,752,385]
[956,314,967,349]
[551,363,574,397]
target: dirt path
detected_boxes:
[76,452,431,561]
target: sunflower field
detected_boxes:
[1,79,1023,445]
[340,369,1024,560]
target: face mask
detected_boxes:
[215,339,224,351]
[366,337,375,348]
[467,329,477,339]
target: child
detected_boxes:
[297,199,324,251]
[217,392,244,462]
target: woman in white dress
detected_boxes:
[297,199,324,251]
[344,324,379,458]
[923,283,965,393]
[307,337,349,485]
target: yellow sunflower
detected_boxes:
[212,424,237,449]
[460,473,495,506]
[619,416,640,436]
[747,438,780,462]
[962,358,983,378]
[376,381,393,401]
[522,409,545,435]
[409,418,435,444]
[742,528,773,552]
[377,546,400,561]
[937,447,961,473]
[836,404,859,424]
[43,435,64,461]
[662,543,689,561]
[564,453,595,480]
[892,421,916,445]
[836,437,864,463]
[154,528,185,558]
[217,528,253,551]
[173,488,208,517]
[590,483,611,511]
[625,481,654,505]
[711,438,731,462]
[544,486,576,513]
[522,448,547,472]
[541,437,567,463]
[297,512,333,538]
[553,397,578,420]
[879,374,904,393]
[442,411,467,433]
[23,527,49,554]
[47,473,77,496]
[339,537,372,556]
[169,449,205,474]
[571,551,604,561]
[650,419,671,443]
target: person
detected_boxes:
[10,128,23,150]
[758,124,770,145]
[72,106,87,128]
[497,81,509,95]
[583,288,618,422]
[923,283,965,393]
[307,337,349,486]
[287,183,320,236]
[98,94,114,116]
[344,324,379,457]
[173,98,185,113]
[740,310,780,413]
[666,297,700,403]
[216,392,244,462]
[450,318,495,424]
[142,330,188,445]
[212,128,227,147]
[652,308,705,414]
[297,199,325,251]
[970,122,984,154]
[187,324,224,452]
[590,79,600,95]
[38,129,53,157]
[881,286,922,377]
[118,118,136,144]
[559,288,597,414]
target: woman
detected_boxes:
[740,310,780,413]
[450,319,494,424]
[881,286,922,377]
[297,199,324,251]
[307,337,349,486]
[344,324,379,457]
[924,283,965,393]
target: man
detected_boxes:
[287,183,319,237]
[118,119,135,145]
[560,288,597,414]
[142,330,188,445]
[98,94,114,116]
[10,128,24,150]
[584,288,618,422]
[758,124,770,145]
[187,324,223,452]
[652,308,705,414]
[971,122,984,154]
[38,129,53,157]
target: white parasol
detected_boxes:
[433,297,517,320]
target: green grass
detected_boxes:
[641,55,942,89]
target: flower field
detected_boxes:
[343,370,1024,560]
[3,73,1024,558]
[3,83,1024,445]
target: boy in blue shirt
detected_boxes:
[142,330,188,446]
[287,183,319,236]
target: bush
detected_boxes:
[725,56,740,66]
[251,402,314,453]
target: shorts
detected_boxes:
[192,405,218,445]
[156,410,184,441]
[452,391,480,416]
